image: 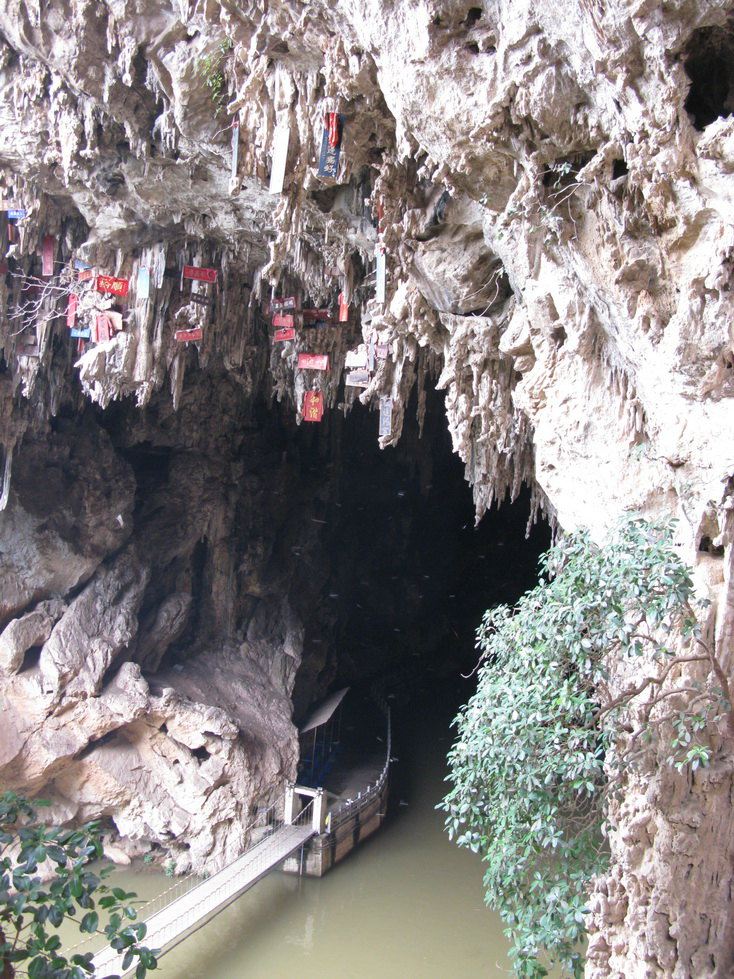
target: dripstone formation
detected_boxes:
[0,2,733,975]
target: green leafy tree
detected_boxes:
[0,793,158,979]
[440,519,731,978]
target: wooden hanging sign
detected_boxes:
[269,124,290,194]
[273,326,296,342]
[77,267,94,282]
[92,313,112,343]
[70,326,91,339]
[345,369,370,388]
[345,346,368,369]
[41,235,55,277]
[188,293,210,307]
[66,293,78,329]
[175,327,203,342]
[302,308,332,325]
[379,396,393,437]
[96,274,130,297]
[136,266,150,300]
[367,341,376,372]
[303,389,324,422]
[271,295,298,312]
[318,113,343,180]
[272,312,301,329]
[338,292,349,323]
[183,265,217,283]
[297,352,329,371]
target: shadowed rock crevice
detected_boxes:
[684,22,734,130]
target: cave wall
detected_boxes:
[0,0,733,974]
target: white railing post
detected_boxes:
[284,783,298,826]
[312,788,327,834]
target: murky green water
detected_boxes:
[68,687,519,978]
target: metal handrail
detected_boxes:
[328,703,391,830]
[67,791,289,957]
[90,799,315,974]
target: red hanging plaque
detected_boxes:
[96,274,130,297]
[92,313,112,344]
[325,112,341,149]
[297,353,329,371]
[302,308,332,324]
[66,293,78,329]
[273,327,296,342]
[338,293,349,323]
[78,267,94,282]
[41,235,55,277]
[182,265,217,283]
[303,390,324,422]
[272,313,300,329]
[175,327,203,342]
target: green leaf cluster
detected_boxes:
[0,792,158,978]
[440,519,716,978]
[198,38,234,110]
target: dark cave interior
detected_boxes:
[683,23,734,130]
[287,386,550,715]
[15,364,550,723]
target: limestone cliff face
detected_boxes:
[0,0,733,974]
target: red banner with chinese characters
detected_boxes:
[66,293,78,329]
[182,265,217,283]
[273,327,296,342]
[96,274,130,297]
[41,236,55,277]
[303,390,324,422]
[272,313,300,329]
[175,327,203,342]
[297,353,329,371]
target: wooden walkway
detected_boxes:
[92,823,314,977]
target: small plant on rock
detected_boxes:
[198,38,233,111]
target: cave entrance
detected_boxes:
[683,23,734,130]
[289,385,551,717]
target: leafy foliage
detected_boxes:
[0,793,158,979]
[198,38,233,110]
[440,519,727,978]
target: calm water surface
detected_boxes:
[75,687,518,978]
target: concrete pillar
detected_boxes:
[312,788,327,834]
[284,784,298,826]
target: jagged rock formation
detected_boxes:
[0,0,733,974]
